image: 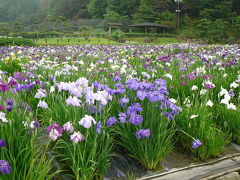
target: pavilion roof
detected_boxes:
[108,23,123,26]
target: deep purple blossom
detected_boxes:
[0,83,9,92]
[6,105,12,112]
[0,105,4,111]
[7,98,13,106]
[0,140,6,147]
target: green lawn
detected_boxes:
[32,38,121,45]
[30,37,180,46]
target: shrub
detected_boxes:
[111,29,125,41]
[0,38,36,46]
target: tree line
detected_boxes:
[0,0,239,43]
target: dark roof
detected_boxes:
[108,23,123,26]
[129,22,167,27]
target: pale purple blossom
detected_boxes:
[63,122,74,133]
[78,115,96,128]
[70,131,84,144]
[37,100,48,109]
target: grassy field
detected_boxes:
[31,38,120,45]
[30,37,180,45]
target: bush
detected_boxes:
[0,38,36,46]
[111,29,124,41]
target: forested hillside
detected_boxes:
[0,0,240,42]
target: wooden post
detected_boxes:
[109,26,112,34]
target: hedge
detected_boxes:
[0,38,37,46]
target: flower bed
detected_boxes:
[0,44,239,179]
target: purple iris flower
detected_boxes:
[119,97,129,107]
[106,117,117,127]
[147,91,165,102]
[204,84,215,89]
[136,129,150,139]
[186,74,196,80]
[229,89,235,97]
[0,84,9,92]
[203,75,212,79]
[6,105,12,112]
[0,105,4,111]
[129,114,143,125]
[155,79,166,86]
[96,121,102,134]
[0,140,6,147]
[192,139,202,149]
[163,112,174,120]
[118,112,127,123]
[8,79,17,86]
[137,90,147,101]
[114,76,121,82]
[0,160,12,174]
[115,88,126,95]
[127,103,142,115]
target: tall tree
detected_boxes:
[133,0,158,23]
[0,22,10,36]
[88,0,107,18]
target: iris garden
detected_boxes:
[0,44,239,179]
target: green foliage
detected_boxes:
[125,33,174,37]
[133,0,158,23]
[0,22,10,36]
[0,57,22,76]
[21,31,61,38]
[110,29,125,41]
[175,102,229,160]
[0,38,37,46]
[235,16,240,40]
[88,0,107,18]
[157,10,176,29]
[196,18,229,43]
[0,95,58,179]
[215,105,240,144]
